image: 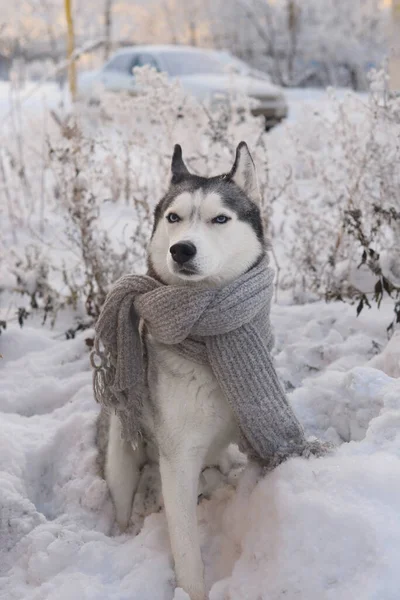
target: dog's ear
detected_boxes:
[228,141,261,205]
[171,144,190,184]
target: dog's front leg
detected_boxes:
[160,450,206,600]
[106,414,144,531]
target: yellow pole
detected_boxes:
[64,0,76,101]
[390,0,400,92]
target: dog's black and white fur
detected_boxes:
[98,142,265,600]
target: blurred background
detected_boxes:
[0,0,396,90]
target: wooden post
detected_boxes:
[389,0,400,92]
[104,0,113,61]
[64,0,76,101]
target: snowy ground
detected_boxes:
[2,300,400,599]
[1,85,400,600]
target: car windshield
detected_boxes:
[162,51,228,76]
[217,53,271,80]
[218,55,250,74]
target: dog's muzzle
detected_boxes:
[170,242,197,265]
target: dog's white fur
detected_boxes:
[104,144,262,600]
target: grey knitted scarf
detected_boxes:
[91,257,329,469]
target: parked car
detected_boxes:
[77,45,288,129]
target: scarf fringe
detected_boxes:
[91,339,143,448]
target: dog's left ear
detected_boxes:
[228,142,261,205]
[171,144,190,184]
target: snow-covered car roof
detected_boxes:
[107,45,274,81]
[112,44,222,56]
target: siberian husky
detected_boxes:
[97,142,265,600]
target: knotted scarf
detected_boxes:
[91,257,330,468]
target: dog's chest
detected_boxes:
[146,338,238,456]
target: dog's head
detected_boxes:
[148,142,265,287]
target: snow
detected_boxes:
[1,298,400,599]
[0,82,65,123]
[1,82,400,599]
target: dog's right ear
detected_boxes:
[171,144,190,184]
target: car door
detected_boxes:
[101,53,138,92]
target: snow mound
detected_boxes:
[208,449,400,600]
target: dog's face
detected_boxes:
[148,142,265,287]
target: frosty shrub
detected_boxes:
[208,0,387,90]
[0,67,274,333]
[272,70,400,331]
[1,67,399,335]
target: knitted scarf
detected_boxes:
[91,257,329,469]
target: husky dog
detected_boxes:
[97,142,265,600]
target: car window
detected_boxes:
[133,53,160,71]
[104,53,136,74]
[162,52,226,76]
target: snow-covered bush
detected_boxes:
[0,67,269,332]
[1,67,399,336]
[268,70,400,331]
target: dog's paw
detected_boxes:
[198,466,225,501]
[174,586,206,600]
[132,463,162,518]
[109,513,130,537]
[114,505,133,533]
[218,444,247,475]
[173,588,191,600]
[116,519,129,533]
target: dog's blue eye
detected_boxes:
[167,213,180,223]
[213,215,230,224]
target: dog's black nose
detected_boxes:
[170,242,197,265]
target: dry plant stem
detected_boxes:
[269,242,281,303]
[10,83,33,223]
[332,114,376,274]
[39,104,47,234]
[124,143,131,205]
[0,152,18,244]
